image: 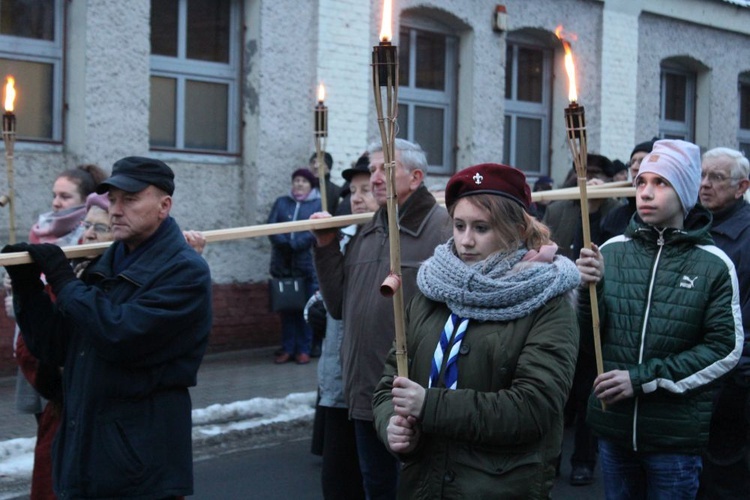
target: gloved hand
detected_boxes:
[307,299,327,341]
[1,243,43,295]
[25,244,77,295]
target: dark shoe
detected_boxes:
[273,347,285,357]
[570,464,594,486]
[295,353,311,365]
[274,352,291,364]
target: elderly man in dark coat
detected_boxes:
[697,147,750,499]
[3,157,212,499]
[311,139,451,499]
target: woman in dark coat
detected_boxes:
[372,163,581,499]
[268,168,322,364]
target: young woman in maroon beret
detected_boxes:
[372,163,581,499]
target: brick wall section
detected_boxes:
[0,283,281,376]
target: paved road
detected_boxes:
[191,422,604,500]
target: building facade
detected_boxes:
[0,0,748,372]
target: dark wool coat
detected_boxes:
[584,207,743,454]
[17,217,212,499]
[372,293,579,499]
[704,199,750,466]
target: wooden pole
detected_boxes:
[2,111,16,244]
[372,38,408,377]
[565,103,605,410]
[0,181,636,267]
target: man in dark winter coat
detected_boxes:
[697,147,750,499]
[3,157,212,499]
[543,153,621,486]
[311,139,451,499]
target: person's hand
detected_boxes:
[1,244,43,295]
[183,230,206,255]
[593,369,634,405]
[306,299,327,340]
[391,376,426,420]
[25,244,76,295]
[576,244,604,285]
[309,212,337,247]
[387,414,421,454]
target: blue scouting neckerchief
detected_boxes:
[428,313,469,390]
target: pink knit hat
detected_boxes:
[85,192,110,213]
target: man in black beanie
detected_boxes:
[600,138,658,242]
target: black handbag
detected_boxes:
[269,277,307,313]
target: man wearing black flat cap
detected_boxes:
[2,156,212,499]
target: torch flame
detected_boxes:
[555,26,578,103]
[4,76,15,113]
[317,83,325,103]
[379,0,393,42]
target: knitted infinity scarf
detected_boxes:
[417,239,580,322]
[29,205,86,245]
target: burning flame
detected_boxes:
[555,26,578,103]
[379,0,392,42]
[3,76,15,113]
[317,83,325,103]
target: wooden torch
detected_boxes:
[372,0,408,377]
[314,83,328,212]
[557,27,605,387]
[2,76,17,244]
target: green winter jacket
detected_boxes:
[585,207,743,454]
[372,292,578,499]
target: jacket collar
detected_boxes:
[629,204,714,246]
[363,185,439,238]
[710,199,749,240]
[89,216,187,285]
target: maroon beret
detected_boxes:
[445,163,531,210]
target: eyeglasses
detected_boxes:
[80,221,111,234]
[700,171,738,184]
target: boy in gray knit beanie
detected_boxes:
[635,139,701,221]
[575,136,742,499]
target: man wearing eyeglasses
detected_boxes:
[697,147,750,499]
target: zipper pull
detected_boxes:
[656,228,665,246]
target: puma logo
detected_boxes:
[680,275,698,289]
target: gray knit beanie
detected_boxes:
[635,139,701,218]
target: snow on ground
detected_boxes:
[0,391,316,481]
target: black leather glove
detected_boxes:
[307,299,327,341]
[26,244,77,295]
[1,243,43,295]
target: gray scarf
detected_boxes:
[417,239,580,322]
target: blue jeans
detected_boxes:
[353,419,399,500]
[599,439,702,499]
[280,310,312,355]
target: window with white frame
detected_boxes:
[739,75,750,159]
[503,39,552,175]
[0,0,63,142]
[659,66,696,141]
[149,0,241,154]
[396,24,457,175]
